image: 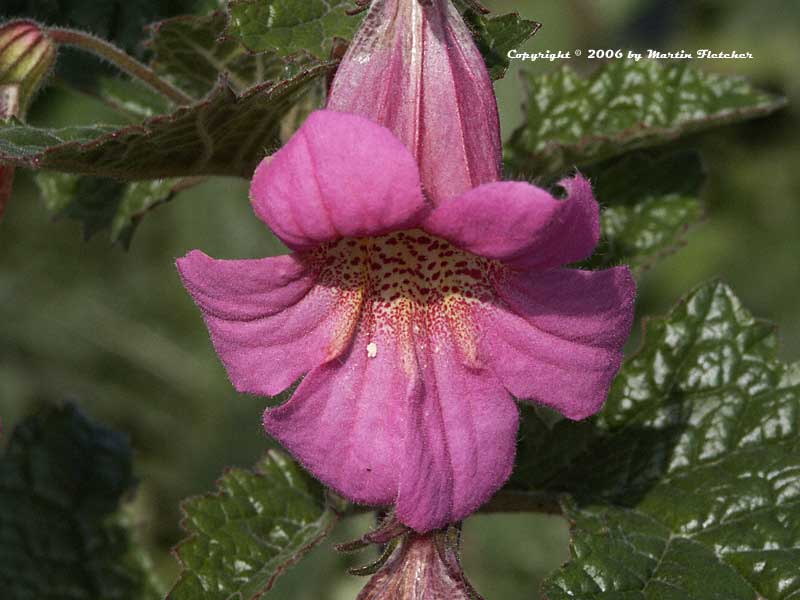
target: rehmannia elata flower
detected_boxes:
[0,20,57,219]
[177,110,636,532]
[327,0,501,204]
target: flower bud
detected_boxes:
[0,20,57,116]
[0,21,56,219]
[327,0,501,204]
[356,528,483,599]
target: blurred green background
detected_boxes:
[1,0,798,597]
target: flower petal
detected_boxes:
[396,334,519,531]
[328,0,502,204]
[177,250,360,396]
[423,174,600,270]
[262,328,413,506]
[262,319,518,531]
[250,110,429,250]
[478,267,636,420]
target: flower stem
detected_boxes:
[47,27,193,106]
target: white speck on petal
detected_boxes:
[367,342,378,359]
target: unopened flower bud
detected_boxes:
[0,20,57,117]
[328,0,502,204]
[0,21,56,219]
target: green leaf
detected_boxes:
[0,63,332,180]
[456,4,541,80]
[169,450,339,600]
[146,11,291,98]
[98,78,173,120]
[36,172,191,248]
[507,59,787,178]
[510,281,799,599]
[0,403,149,599]
[584,151,706,274]
[227,0,359,60]
[227,0,540,80]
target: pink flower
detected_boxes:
[327,0,501,204]
[177,110,635,532]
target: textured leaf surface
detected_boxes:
[507,59,787,178]
[0,404,147,599]
[585,151,706,274]
[169,450,339,600]
[456,4,541,80]
[509,281,800,599]
[227,0,358,60]
[146,11,290,98]
[227,0,539,79]
[98,79,174,120]
[0,63,332,180]
[36,172,189,247]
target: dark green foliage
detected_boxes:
[169,451,339,600]
[0,404,151,599]
[509,282,800,599]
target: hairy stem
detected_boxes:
[47,27,193,106]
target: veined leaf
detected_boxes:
[507,59,787,178]
[146,11,293,98]
[585,150,706,274]
[509,281,799,599]
[227,0,540,80]
[36,172,194,248]
[169,450,339,599]
[0,63,333,180]
[455,3,541,80]
[227,0,358,60]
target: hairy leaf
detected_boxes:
[227,0,358,60]
[510,281,800,599]
[507,59,787,178]
[456,4,541,80]
[227,0,540,79]
[98,78,174,120]
[146,11,291,98]
[0,404,148,599]
[36,172,191,248]
[0,63,332,180]
[585,151,706,274]
[169,450,339,599]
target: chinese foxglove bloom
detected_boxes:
[177,110,635,532]
[327,0,501,204]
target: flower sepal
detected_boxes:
[340,515,484,600]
